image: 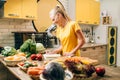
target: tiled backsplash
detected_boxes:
[0,19,35,47]
[0,18,93,47]
[80,25,93,43]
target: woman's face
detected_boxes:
[50,13,59,24]
[49,9,62,25]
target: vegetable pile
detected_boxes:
[20,39,45,58]
[64,57,96,78]
[1,46,17,57]
[18,61,38,68]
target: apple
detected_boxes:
[30,54,37,60]
[95,67,105,77]
[36,53,42,61]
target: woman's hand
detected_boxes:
[45,50,54,54]
[63,52,74,57]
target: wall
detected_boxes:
[94,0,120,66]
[59,0,69,14]
[0,19,35,47]
[0,0,66,47]
[67,0,120,66]
[67,0,75,20]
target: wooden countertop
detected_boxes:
[48,43,107,49]
[0,57,120,80]
[81,43,107,48]
[12,31,47,34]
[0,59,32,80]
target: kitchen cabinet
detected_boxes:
[3,0,21,18]
[22,0,37,19]
[80,45,107,64]
[0,0,37,20]
[76,0,100,25]
[89,0,100,25]
[76,0,90,24]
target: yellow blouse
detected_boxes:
[56,21,81,56]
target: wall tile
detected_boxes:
[0,19,35,47]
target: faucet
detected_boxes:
[46,24,57,37]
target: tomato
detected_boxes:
[95,67,105,77]
[19,62,24,66]
[30,54,37,60]
[36,53,42,61]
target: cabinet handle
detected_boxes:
[85,21,89,23]
[8,14,19,17]
[26,16,35,18]
[100,46,103,48]
[82,48,86,51]
[94,22,97,24]
[92,47,96,50]
[78,21,82,23]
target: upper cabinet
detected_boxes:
[89,0,100,25]
[3,0,21,19]
[76,0,100,25]
[22,0,37,19]
[0,0,37,20]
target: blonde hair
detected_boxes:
[50,5,71,21]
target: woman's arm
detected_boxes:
[72,29,86,53]
[52,45,62,54]
[64,29,85,56]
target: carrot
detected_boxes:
[28,66,45,70]
[27,69,40,75]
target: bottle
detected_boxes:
[31,33,36,43]
[30,33,36,54]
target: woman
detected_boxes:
[49,5,85,56]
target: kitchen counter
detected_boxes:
[94,65,120,80]
[0,58,120,80]
[48,43,107,49]
[80,43,107,64]
[81,43,107,48]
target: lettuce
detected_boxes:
[1,46,17,56]
[36,43,45,53]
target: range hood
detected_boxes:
[0,0,6,8]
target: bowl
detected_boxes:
[39,69,73,80]
[65,69,73,80]
[4,56,26,66]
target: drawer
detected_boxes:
[80,45,107,64]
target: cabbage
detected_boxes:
[36,43,45,53]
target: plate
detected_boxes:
[17,63,27,72]
[17,61,38,72]
[43,54,61,61]
[65,69,73,80]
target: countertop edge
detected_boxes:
[81,43,107,49]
